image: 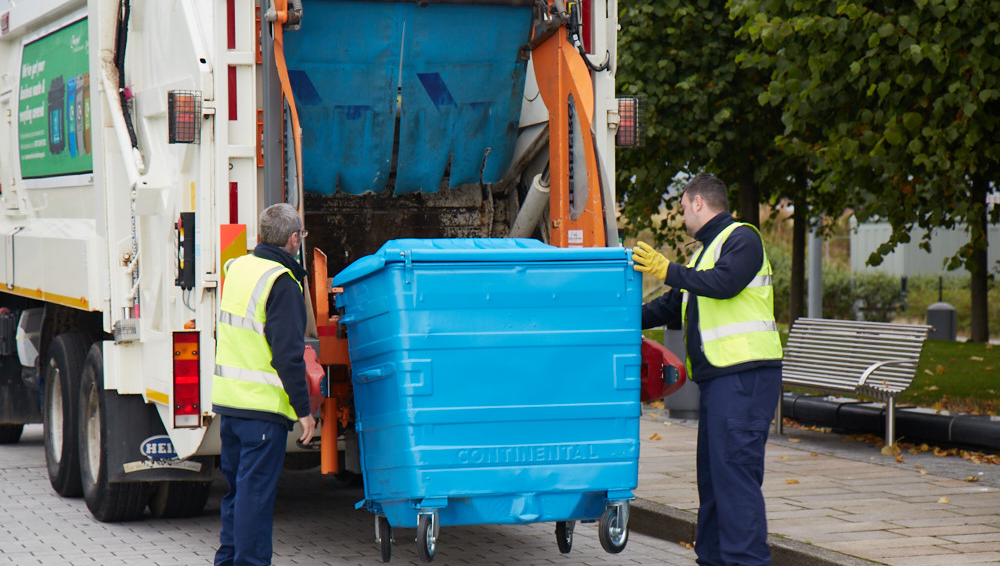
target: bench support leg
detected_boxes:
[774,388,784,436]
[885,398,896,447]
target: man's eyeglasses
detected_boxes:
[299,229,309,238]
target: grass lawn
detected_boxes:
[641,330,1000,414]
[903,340,999,414]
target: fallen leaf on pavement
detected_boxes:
[881,443,902,456]
[938,497,950,504]
[785,479,800,484]
[965,476,980,482]
[647,400,665,409]
[780,455,790,460]
[895,455,904,463]
[788,438,802,443]
[649,433,662,441]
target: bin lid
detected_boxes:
[332,238,630,287]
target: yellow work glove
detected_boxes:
[632,241,670,280]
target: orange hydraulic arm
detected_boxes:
[531,1,609,248]
[266,0,305,214]
[308,248,352,475]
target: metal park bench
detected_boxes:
[775,318,932,445]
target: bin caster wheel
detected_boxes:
[416,513,437,562]
[599,504,629,554]
[376,515,392,563]
[417,513,437,562]
[555,520,574,553]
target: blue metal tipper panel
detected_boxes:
[285,2,532,195]
[333,239,641,529]
[284,1,398,195]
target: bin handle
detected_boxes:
[355,364,395,383]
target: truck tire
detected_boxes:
[79,344,153,522]
[43,332,90,497]
[0,423,23,443]
[148,480,213,518]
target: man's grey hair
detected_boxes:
[259,203,301,246]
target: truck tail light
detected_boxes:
[173,331,201,428]
[168,90,202,144]
[616,96,646,148]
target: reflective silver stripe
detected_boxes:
[217,265,285,335]
[746,274,772,288]
[245,266,286,319]
[219,311,265,334]
[215,364,283,389]
[701,320,778,342]
[712,224,741,262]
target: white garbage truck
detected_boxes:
[0,0,632,524]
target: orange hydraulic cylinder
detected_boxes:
[321,397,338,474]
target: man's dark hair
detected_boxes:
[682,173,729,212]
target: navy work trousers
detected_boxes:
[694,367,781,566]
[215,415,289,566]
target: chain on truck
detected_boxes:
[0,0,643,523]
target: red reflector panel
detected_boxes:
[228,66,237,121]
[173,331,201,428]
[229,182,239,224]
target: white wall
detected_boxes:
[850,218,1000,276]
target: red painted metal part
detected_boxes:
[640,337,687,402]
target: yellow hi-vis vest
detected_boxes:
[681,222,783,370]
[212,254,301,422]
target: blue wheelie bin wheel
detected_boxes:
[599,505,629,554]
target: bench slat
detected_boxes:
[786,337,926,353]
[783,372,913,389]
[790,318,930,332]
[783,357,919,374]
[783,356,919,371]
[786,336,926,349]
[781,368,913,385]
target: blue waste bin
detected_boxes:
[333,238,641,561]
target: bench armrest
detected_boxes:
[857,359,915,388]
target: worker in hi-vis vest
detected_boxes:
[212,203,316,566]
[632,173,783,566]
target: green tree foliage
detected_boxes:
[616,0,798,255]
[731,0,1000,340]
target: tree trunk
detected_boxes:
[969,177,990,343]
[789,196,807,327]
[739,171,761,228]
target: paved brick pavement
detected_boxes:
[1,425,696,566]
[9,413,1000,566]
[636,414,1000,566]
